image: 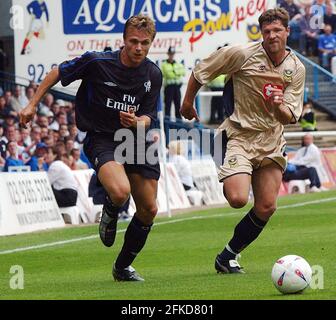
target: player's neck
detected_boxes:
[263,45,289,67]
[120,48,141,68]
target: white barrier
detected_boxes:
[157,163,191,213]
[0,172,65,236]
[72,169,97,223]
[190,158,227,205]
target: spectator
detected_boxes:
[313,0,327,15]
[59,123,69,140]
[168,140,194,191]
[10,85,28,113]
[26,86,35,101]
[299,5,320,56]
[0,125,6,168]
[46,148,78,208]
[299,101,317,131]
[25,142,48,171]
[318,24,336,70]
[3,141,24,172]
[70,148,88,170]
[323,4,336,33]
[161,46,186,120]
[288,133,328,190]
[49,111,67,131]
[40,126,49,139]
[42,133,55,147]
[279,0,302,43]
[4,125,17,144]
[2,114,17,130]
[325,0,336,14]
[39,93,54,113]
[64,137,74,154]
[36,114,49,128]
[50,101,60,116]
[283,162,323,192]
[290,133,324,169]
[25,125,42,156]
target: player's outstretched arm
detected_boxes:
[180,73,202,121]
[19,67,60,128]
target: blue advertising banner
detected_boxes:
[62,0,230,34]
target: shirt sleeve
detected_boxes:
[137,65,163,121]
[283,62,306,124]
[193,45,247,85]
[58,51,94,87]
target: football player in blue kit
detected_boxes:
[19,15,163,282]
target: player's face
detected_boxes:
[122,26,152,67]
[261,20,289,55]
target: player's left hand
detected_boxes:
[268,87,284,107]
[120,109,136,128]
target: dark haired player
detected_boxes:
[181,8,305,274]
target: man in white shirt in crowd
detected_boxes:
[168,140,194,191]
[290,133,329,190]
[46,147,78,207]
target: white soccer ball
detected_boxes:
[271,255,312,294]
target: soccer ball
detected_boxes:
[271,255,312,294]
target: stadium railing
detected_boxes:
[294,51,336,120]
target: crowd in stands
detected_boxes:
[0,82,90,174]
[278,0,336,72]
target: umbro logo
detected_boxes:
[104,81,118,87]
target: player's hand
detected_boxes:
[268,87,284,107]
[180,102,200,122]
[120,108,136,128]
[19,104,37,128]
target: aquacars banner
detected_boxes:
[13,0,276,92]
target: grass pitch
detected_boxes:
[0,191,335,300]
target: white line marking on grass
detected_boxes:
[1,197,336,255]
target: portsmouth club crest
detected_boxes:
[228,156,238,168]
[283,69,293,83]
[246,23,261,42]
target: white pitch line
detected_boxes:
[1,196,335,255]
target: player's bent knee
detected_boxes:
[255,203,277,217]
[137,204,158,224]
[227,195,249,209]
[108,187,131,207]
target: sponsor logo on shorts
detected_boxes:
[228,156,238,168]
[94,157,99,167]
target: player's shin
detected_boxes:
[218,208,268,261]
[115,215,152,270]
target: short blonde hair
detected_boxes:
[123,14,157,41]
[168,140,185,156]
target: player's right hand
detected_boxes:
[19,104,36,128]
[180,102,200,122]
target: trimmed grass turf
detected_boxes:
[0,191,335,300]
